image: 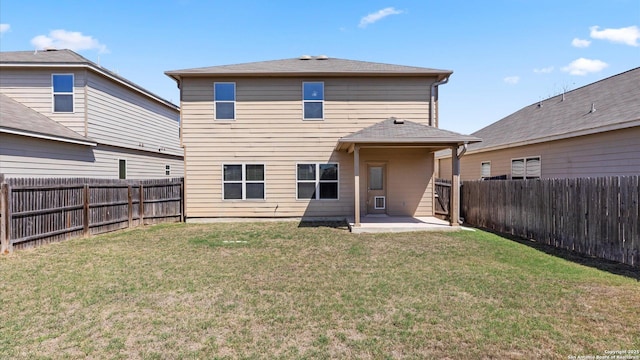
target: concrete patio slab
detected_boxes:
[347,215,474,234]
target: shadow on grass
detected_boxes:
[297,219,350,230]
[476,227,639,281]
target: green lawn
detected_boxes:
[1,222,638,359]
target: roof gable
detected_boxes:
[0,49,178,110]
[166,57,452,79]
[336,118,481,151]
[468,67,640,152]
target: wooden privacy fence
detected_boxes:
[0,177,183,252]
[434,178,452,217]
[461,176,639,267]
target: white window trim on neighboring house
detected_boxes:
[481,161,491,179]
[302,81,324,120]
[296,163,339,200]
[222,164,266,200]
[214,82,236,120]
[52,73,74,113]
[511,156,541,179]
[165,164,171,176]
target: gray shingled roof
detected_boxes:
[165,56,452,78]
[336,118,481,151]
[466,67,640,153]
[0,94,96,145]
[0,49,88,64]
[1,49,178,109]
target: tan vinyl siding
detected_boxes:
[180,76,437,218]
[0,68,86,134]
[358,148,434,217]
[0,134,183,179]
[86,73,181,156]
[443,126,640,180]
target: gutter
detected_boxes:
[430,76,449,127]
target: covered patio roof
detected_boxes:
[336,117,481,229]
[335,117,481,152]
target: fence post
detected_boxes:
[180,179,184,223]
[139,183,144,226]
[1,181,13,254]
[83,184,90,237]
[128,185,133,228]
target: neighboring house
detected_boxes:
[0,49,183,179]
[437,67,640,180]
[165,56,480,225]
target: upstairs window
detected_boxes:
[214,82,235,120]
[297,163,338,200]
[223,164,265,200]
[303,82,324,120]
[52,74,74,112]
[512,156,541,179]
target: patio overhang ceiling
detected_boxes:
[336,118,482,153]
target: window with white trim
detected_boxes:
[223,164,265,200]
[511,156,541,179]
[303,82,324,120]
[165,164,171,176]
[481,161,491,178]
[214,82,235,120]
[297,163,338,200]
[52,74,74,112]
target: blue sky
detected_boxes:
[1,0,638,133]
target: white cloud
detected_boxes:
[561,58,608,76]
[590,25,640,46]
[571,38,591,48]
[359,7,403,28]
[533,66,554,74]
[503,76,520,85]
[0,23,10,34]
[31,29,109,53]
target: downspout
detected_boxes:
[455,142,468,224]
[430,76,449,127]
[457,143,468,158]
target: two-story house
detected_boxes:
[436,67,640,180]
[0,49,183,179]
[165,56,479,227]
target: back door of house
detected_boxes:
[367,164,386,214]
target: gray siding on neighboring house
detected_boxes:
[438,127,640,180]
[86,72,182,156]
[0,68,87,135]
[0,133,183,179]
[0,49,183,179]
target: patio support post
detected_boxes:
[354,145,361,227]
[450,145,460,226]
